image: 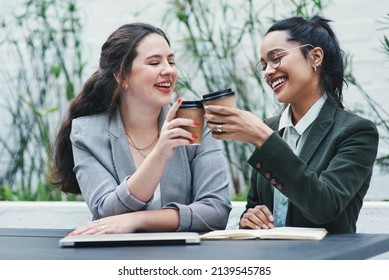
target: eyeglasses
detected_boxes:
[256,44,314,73]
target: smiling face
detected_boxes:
[260,31,322,107]
[125,33,177,110]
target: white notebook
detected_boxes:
[59,232,201,247]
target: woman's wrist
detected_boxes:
[136,209,180,232]
[253,123,273,147]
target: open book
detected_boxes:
[201,227,328,241]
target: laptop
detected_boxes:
[59,232,201,247]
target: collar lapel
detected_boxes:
[108,109,136,181]
[298,99,337,163]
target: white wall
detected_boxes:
[1,0,389,199]
[1,201,388,234]
[2,0,387,108]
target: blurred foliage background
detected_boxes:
[0,0,388,201]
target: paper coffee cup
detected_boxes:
[176,101,205,145]
[202,88,236,108]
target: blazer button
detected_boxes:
[255,162,262,169]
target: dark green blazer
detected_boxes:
[245,99,379,233]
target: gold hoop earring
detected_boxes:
[121,84,133,96]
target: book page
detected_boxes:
[201,229,258,240]
[257,227,328,240]
[201,227,328,240]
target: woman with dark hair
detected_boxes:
[204,15,378,233]
[51,23,231,235]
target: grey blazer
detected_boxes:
[246,99,379,233]
[70,105,231,232]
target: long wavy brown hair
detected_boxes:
[50,23,170,194]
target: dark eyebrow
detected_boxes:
[266,48,285,56]
[260,49,283,62]
[260,49,284,61]
[145,53,175,60]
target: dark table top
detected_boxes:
[1,228,389,260]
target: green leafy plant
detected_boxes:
[0,0,85,200]
[341,13,389,174]
[1,0,386,201]
[373,13,389,172]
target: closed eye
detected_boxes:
[149,60,176,66]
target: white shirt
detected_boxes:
[273,94,327,227]
[147,184,162,210]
